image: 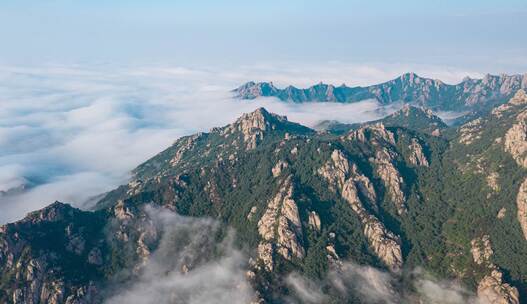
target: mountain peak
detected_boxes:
[397,104,434,118]
[16,201,76,225]
[401,72,420,79]
[233,81,278,99]
[509,89,527,105]
[380,105,447,135]
[234,107,287,128]
[222,107,312,149]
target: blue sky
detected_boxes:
[1,0,526,71]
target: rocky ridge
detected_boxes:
[234,73,527,111]
[318,149,403,271]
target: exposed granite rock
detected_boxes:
[348,123,395,145]
[308,211,321,232]
[516,178,527,241]
[221,108,283,150]
[276,198,304,260]
[408,138,429,167]
[204,179,222,205]
[470,235,520,304]
[318,150,403,271]
[114,200,134,221]
[169,133,202,166]
[218,108,312,150]
[344,124,405,213]
[492,90,527,118]
[326,244,342,268]
[257,242,274,272]
[487,172,501,192]
[247,206,257,220]
[470,235,494,266]
[459,118,482,145]
[126,179,144,196]
[256,177,305,270]
[478,270,519,304]
[318,149,350,191]
[497,207,507,219]
[508,89,527,106]
[504,111,527,168]
[372,148,406,214]
[272,160,289,177]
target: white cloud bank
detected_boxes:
[0,62,476,223]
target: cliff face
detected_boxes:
[318,149,403,271]
[3,94,527,303]
[234,73,527,111]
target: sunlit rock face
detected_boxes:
[318,149,403,271]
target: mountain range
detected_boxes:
[2,90,527,303]
[233,73,527,112]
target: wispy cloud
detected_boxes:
[286,263,485,303]
[104,206,254,304]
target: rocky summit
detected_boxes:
[234,73,527,112]
[3,91,527,303]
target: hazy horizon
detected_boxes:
[1,0,526,73]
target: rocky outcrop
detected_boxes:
[470,235,493,266]
[470,235,520,304]
[308,211,321,232]
[347,124,406,214]
[256,177,305,271]
[219,108,312,150]
[318,150,403,271]
[247,206,257,220]
[221,108,284,150]
[497,208,507,219]
[372,148,406,214]
[503,91,527,168]
[478,271,519,304]
[504,111,527,168]
[272,160,289,177]
[169,133,202,166]
[487,172,500,192]
[256,243,274,272]
[408,138,429,167]
[516,179,527,241]
[459,118,483,145]
[492,89,527,118]
[348,123,395,145]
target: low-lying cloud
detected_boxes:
[286,264,485,304]
[0,62,476,224]
[104,206,254,304]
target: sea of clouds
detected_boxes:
[0,62,480,223]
